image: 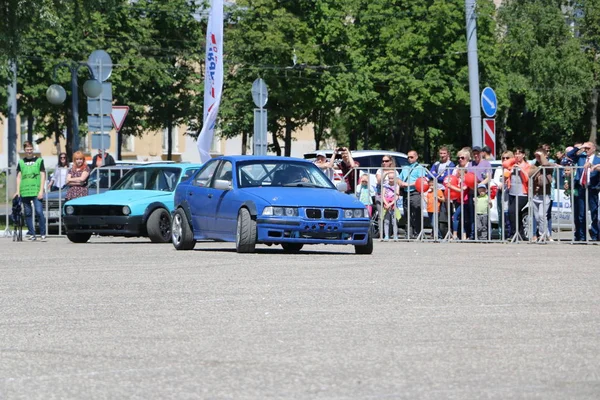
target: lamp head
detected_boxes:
[83,79,102,98]
[46,84,67,105]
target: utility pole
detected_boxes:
[7,60,18,195]
[465,0,482,147]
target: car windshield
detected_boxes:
[111,167,182,191]
[238,160,335,189]
[87,168,130,189]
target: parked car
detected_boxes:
[303,149,409,184]
[43,164,134,232]
[170,156,373,254]
[63,163,202,243]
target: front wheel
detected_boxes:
[236,208,256,253]
[281,243,303,252]
[147,208,171,243]
[355,231,373,254]
[66,232,92,243]
[171,209,196,250]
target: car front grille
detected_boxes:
[305,208,339,219]
[71,205,126,216]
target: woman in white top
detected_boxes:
[48,152,69,192]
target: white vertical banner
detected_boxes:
[197,0,224,163]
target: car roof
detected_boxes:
[303,149,408,158]
[130,162,203,169]
[215,155,311,163]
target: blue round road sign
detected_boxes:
[481,87,497,118]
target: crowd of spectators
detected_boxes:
[321,143,600,243]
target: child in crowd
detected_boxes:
[424,178,445,239]
[356,173,374,216]
[475,184,492,240]
[382,175,400,241]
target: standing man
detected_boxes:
[337,147,360,194]
[399,150,426,239]
[481,145,494,161]
[14,141,46,240]
[429,146,455,187]
[92,149,116,169]
[469,146,492,186]
[567,142,600,241]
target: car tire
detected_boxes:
[171,209,195,250]
[281,243,303,252]
[66,232,92,243]
[355,230,374,254]
[236,208,256,253]
[147,208,171,243]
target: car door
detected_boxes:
[188,160,220,234]
[209,161,236,236]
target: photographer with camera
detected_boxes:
[336,147,360,194]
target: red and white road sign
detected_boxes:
[483,118,496,158]
[110,106,129,132]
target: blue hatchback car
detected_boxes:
[63,163,202,243]
[171,156,373,254]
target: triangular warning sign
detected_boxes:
[111,106,129,131]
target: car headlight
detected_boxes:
[65,205,74,215]
[262,206,298,217]
[344,209,366,219]
[122,206,131,215]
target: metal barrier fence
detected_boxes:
[1,167,109,238]
[2,163,598,243]
[345,164,599,244]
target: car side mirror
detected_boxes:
[214,179,232,191]
[336,182,348,192]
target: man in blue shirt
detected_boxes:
[399,150,427,239]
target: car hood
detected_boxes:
[241,187,365,208]
[65,190,170,206]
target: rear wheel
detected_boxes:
[171,209,196,250]
[281,243,303,252]
[236,208,256,253]
[147,208,171,243]
[66,232,91,243]
[355,231,374,254]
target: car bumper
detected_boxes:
[256,217,371,245]
[64,215,144,236]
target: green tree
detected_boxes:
[497,0,593,152]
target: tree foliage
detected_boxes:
[1,0,600,161]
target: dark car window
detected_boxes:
[193,160,219,187]
[111,167,182,191]
[393,156,409,167]
[88,168,130,189]
[181,168,200,182]
[213,161,233,187]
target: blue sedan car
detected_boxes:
[63,163,202,243]
[171,156,373,254]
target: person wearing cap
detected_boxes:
[468,146,492,186]
[475,183,491,240]
[313,150,336,182]
[467,146,492,239]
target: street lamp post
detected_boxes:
[46,62,102,159]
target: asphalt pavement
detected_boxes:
[1,237,599,399]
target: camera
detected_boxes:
[336,147,345,152]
